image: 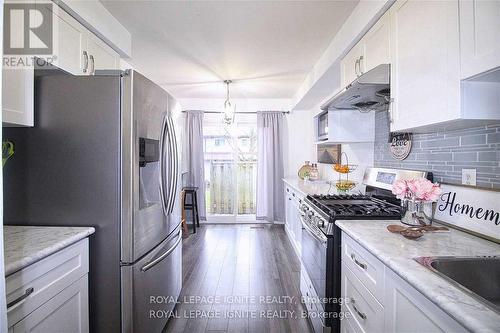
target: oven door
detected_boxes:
[300,215,328,311]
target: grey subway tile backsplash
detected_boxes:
[487,132,500,143]
[453,152,477,162]
[460,134,486,145]
[374,111,500,189]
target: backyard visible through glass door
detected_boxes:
[203,113,257,222]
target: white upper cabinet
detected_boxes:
[3,3,121,127]
[2,69,34,127]
[341,43,364,88]
[389,0,461,132]
[38,3,87,75]
[86,36,119,72]
[459,0,500,79]
[341,11,391,88]
[47,4,119,75]
[362,11,391,74]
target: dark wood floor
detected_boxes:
[163,224,313,333]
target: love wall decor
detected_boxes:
[435,183,500,242]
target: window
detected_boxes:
[203,113,257,221]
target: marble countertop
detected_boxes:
[336,219,500,332]
[282,178,332,196]
[4,226,95,276]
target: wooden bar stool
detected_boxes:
[180,190,189,238]
[182,186,200,233]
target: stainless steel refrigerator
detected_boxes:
[4,68,182,332]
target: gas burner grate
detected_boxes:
[306,194,402,220]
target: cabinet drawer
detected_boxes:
[6,239,89,327]
[300,273,317,314]
[342,233,384,304]
[285,186,304,205]
[341,264,384,333]
[13,274,89,333]
[341,312,359,333]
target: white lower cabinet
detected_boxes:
[342,264,384,333]
[341,233,466,333]
[384,269,467,333]
[12,275,89,333]
[284,184,303,257]
[6,239,90,333]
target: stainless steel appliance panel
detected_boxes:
[121,225,182,332]
[4,70,123,332]
[301,216,328,308]
[121,71,178,263]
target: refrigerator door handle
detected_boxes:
[165,117,174,214]
[159,113,169,216]
[166,117,179,214]
[140,230,182,272]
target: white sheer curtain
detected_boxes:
[256,111,285,223]
[182,110,206,219]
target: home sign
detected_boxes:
[434,183,500,242]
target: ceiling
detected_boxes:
[101,1,358,99]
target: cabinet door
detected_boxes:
[86,36,119,72]
[389,0,460,132]
[2,68,34,127]
[292,200,302,252]
[384,269,466,333]
[341,43,364,87]
[13,275,89,333]
[363,11,391,73]
[45,4,88,75]
[287,196,295,240]
[459,0,500,79]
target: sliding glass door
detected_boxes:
[203,113,257,223]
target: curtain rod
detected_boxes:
[181,110,289,114]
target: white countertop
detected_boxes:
[4,226,95,276]
[335,219,500,333]
[283,177,332,196]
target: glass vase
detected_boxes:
[400,198,437,226]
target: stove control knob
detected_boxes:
[313,216,324,227]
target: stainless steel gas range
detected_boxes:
[299,167,429,333]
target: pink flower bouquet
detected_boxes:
[391,178,442,201]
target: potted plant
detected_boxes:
[392,178,442,226]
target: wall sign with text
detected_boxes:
[389,133,412,160]
[435,184,499,242]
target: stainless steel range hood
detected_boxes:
[321,64,390,112]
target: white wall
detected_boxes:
[317,142,374,193]
[284,110,315,177]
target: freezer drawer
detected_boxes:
[121,225,182,333]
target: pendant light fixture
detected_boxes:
[222,80,235,125]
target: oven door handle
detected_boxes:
[300,215,327,244]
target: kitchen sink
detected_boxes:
[415,256,500,313]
